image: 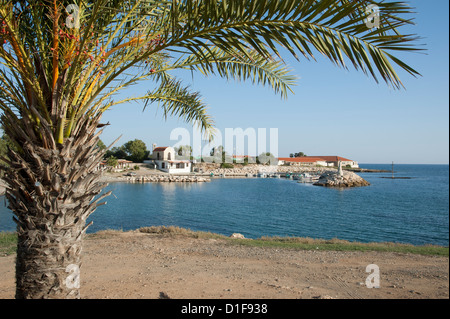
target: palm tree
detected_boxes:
[0,0,421,298]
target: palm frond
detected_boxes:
[162,0,421,88]
[144,78,214,140]
[0,0,423,147]
[172,46,297,99]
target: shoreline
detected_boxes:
[98,164,387,184]
[2,227,448,256]
[0,166,391,193]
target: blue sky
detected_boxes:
[100,0,449,164]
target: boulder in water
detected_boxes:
[314,171,370,188]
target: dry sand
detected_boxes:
[0,230,448,299]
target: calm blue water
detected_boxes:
[0,164,448,246]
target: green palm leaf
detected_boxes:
[144,78,215,139]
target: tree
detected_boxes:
[123,139,149,163]
[105,156,118,168]
[257,152,278,166]
[209,145,233,164]
[294,152,307,157]
[96,139,107,151]
[105,146,127,159]
[0,0,421,298]
[175,145,192,159]
[104,139,149,162]
[210,145,224,157]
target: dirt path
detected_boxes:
[0,231,448,299]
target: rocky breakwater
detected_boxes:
[127,175,210,183]
[314,170,370,188]
[194,163,331,177]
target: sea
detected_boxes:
[0,164,448,246]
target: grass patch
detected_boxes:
[138,226,448,256]
[139,226,226,240]
[4,227,448,257]
[228,236,449,256]
[0,232,17,256]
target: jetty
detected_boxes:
[126,175,210,183]
[379,162,412,179]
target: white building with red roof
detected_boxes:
[278,156,359,168]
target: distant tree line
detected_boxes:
[100,139,150,164]
[290,152,307,158]
[204,146,277,167]
[94,139,279,168]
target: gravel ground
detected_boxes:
[1,230,447,299]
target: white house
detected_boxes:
[151,146,192,174]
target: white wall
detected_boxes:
[154,160,191,174]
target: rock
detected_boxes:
[314,170,370,188]
[159,291,171,299]
[230,233,245,239]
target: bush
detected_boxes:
[220,163,234,169]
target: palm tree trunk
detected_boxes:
[1,114,110,299]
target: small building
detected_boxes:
[151,146,192,174]
[278,157,328,167]
[278,156,359,168]
[98,159,134,172]
[311,156,359,168]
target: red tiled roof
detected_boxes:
[153,147,169,152]
[278,157,325,163]
[308,156,353,162]
[279,156,354,163]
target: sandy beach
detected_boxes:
[0,229,448,299]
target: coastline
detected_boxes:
[97,164,376,189]
[0,165,388,192]
[98,164,381,184]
